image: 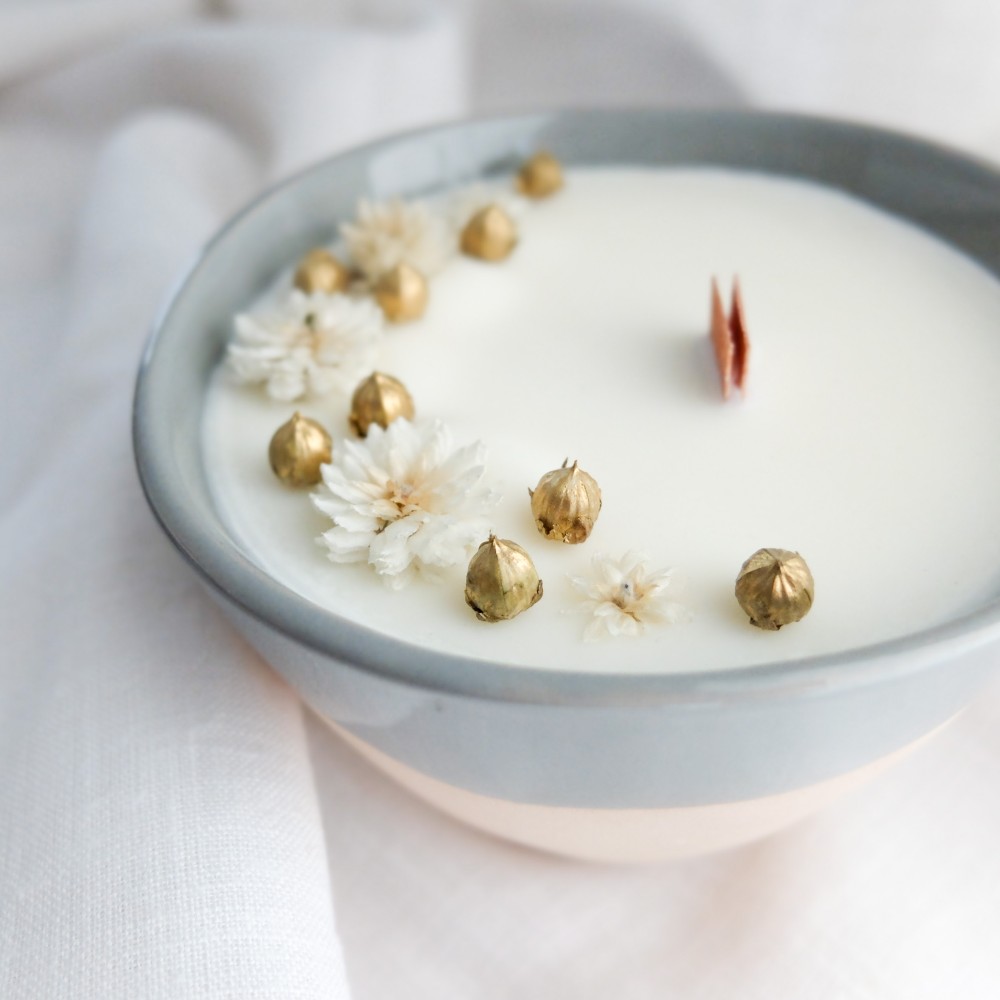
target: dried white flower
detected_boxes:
[447,183,527,232]
[227,290,383,401]
[312,418,498,588]
[341,198,452,281]
[568,552,691,641]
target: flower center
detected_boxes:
[292,313,320,353]
[385,479,422,517]
[613,580,639,618]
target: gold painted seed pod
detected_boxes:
[268,412,332,487]
[516,151,564,198]
[349,372,415,436]
[735,548,814,630]
[529,459,602,544]
[460,205,518,261]
[373,262,428,322]
[465,535,544,622]
[293,248,350,295]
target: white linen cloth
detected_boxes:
[2,2,1000,997]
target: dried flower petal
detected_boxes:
[226,290,383,401]
[709,276,750,399]
[710,277,734,399]
[568,552,691,641]
[341,198,451,281]
[731,279,750,391]
[312,418,498,588]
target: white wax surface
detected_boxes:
[202,168,1000,673]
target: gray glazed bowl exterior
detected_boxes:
[134,109,1000,813]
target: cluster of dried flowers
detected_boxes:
[225,152,696,641]
[226,173,529,401]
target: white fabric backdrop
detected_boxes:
[2,2,1000,997]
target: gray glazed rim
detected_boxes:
[133,107,1000,709]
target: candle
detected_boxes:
[202,167,1000,673]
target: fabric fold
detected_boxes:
[0,14,467,996]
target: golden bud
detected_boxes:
[529,459,602,544]
[293,248,350,295]
[268,412,332,487]
[516,151,564,198]
[373,262,428,322]
[349,372,415,436]
[735,548,814,630]
[465,535,544,622]
[460,204,518,261]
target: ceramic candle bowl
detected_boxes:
[133,110,1000,862]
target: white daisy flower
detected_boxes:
[312,418,498,588]
[341,197,452,281]
[226,290,383,401]
[569,552,691,642]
